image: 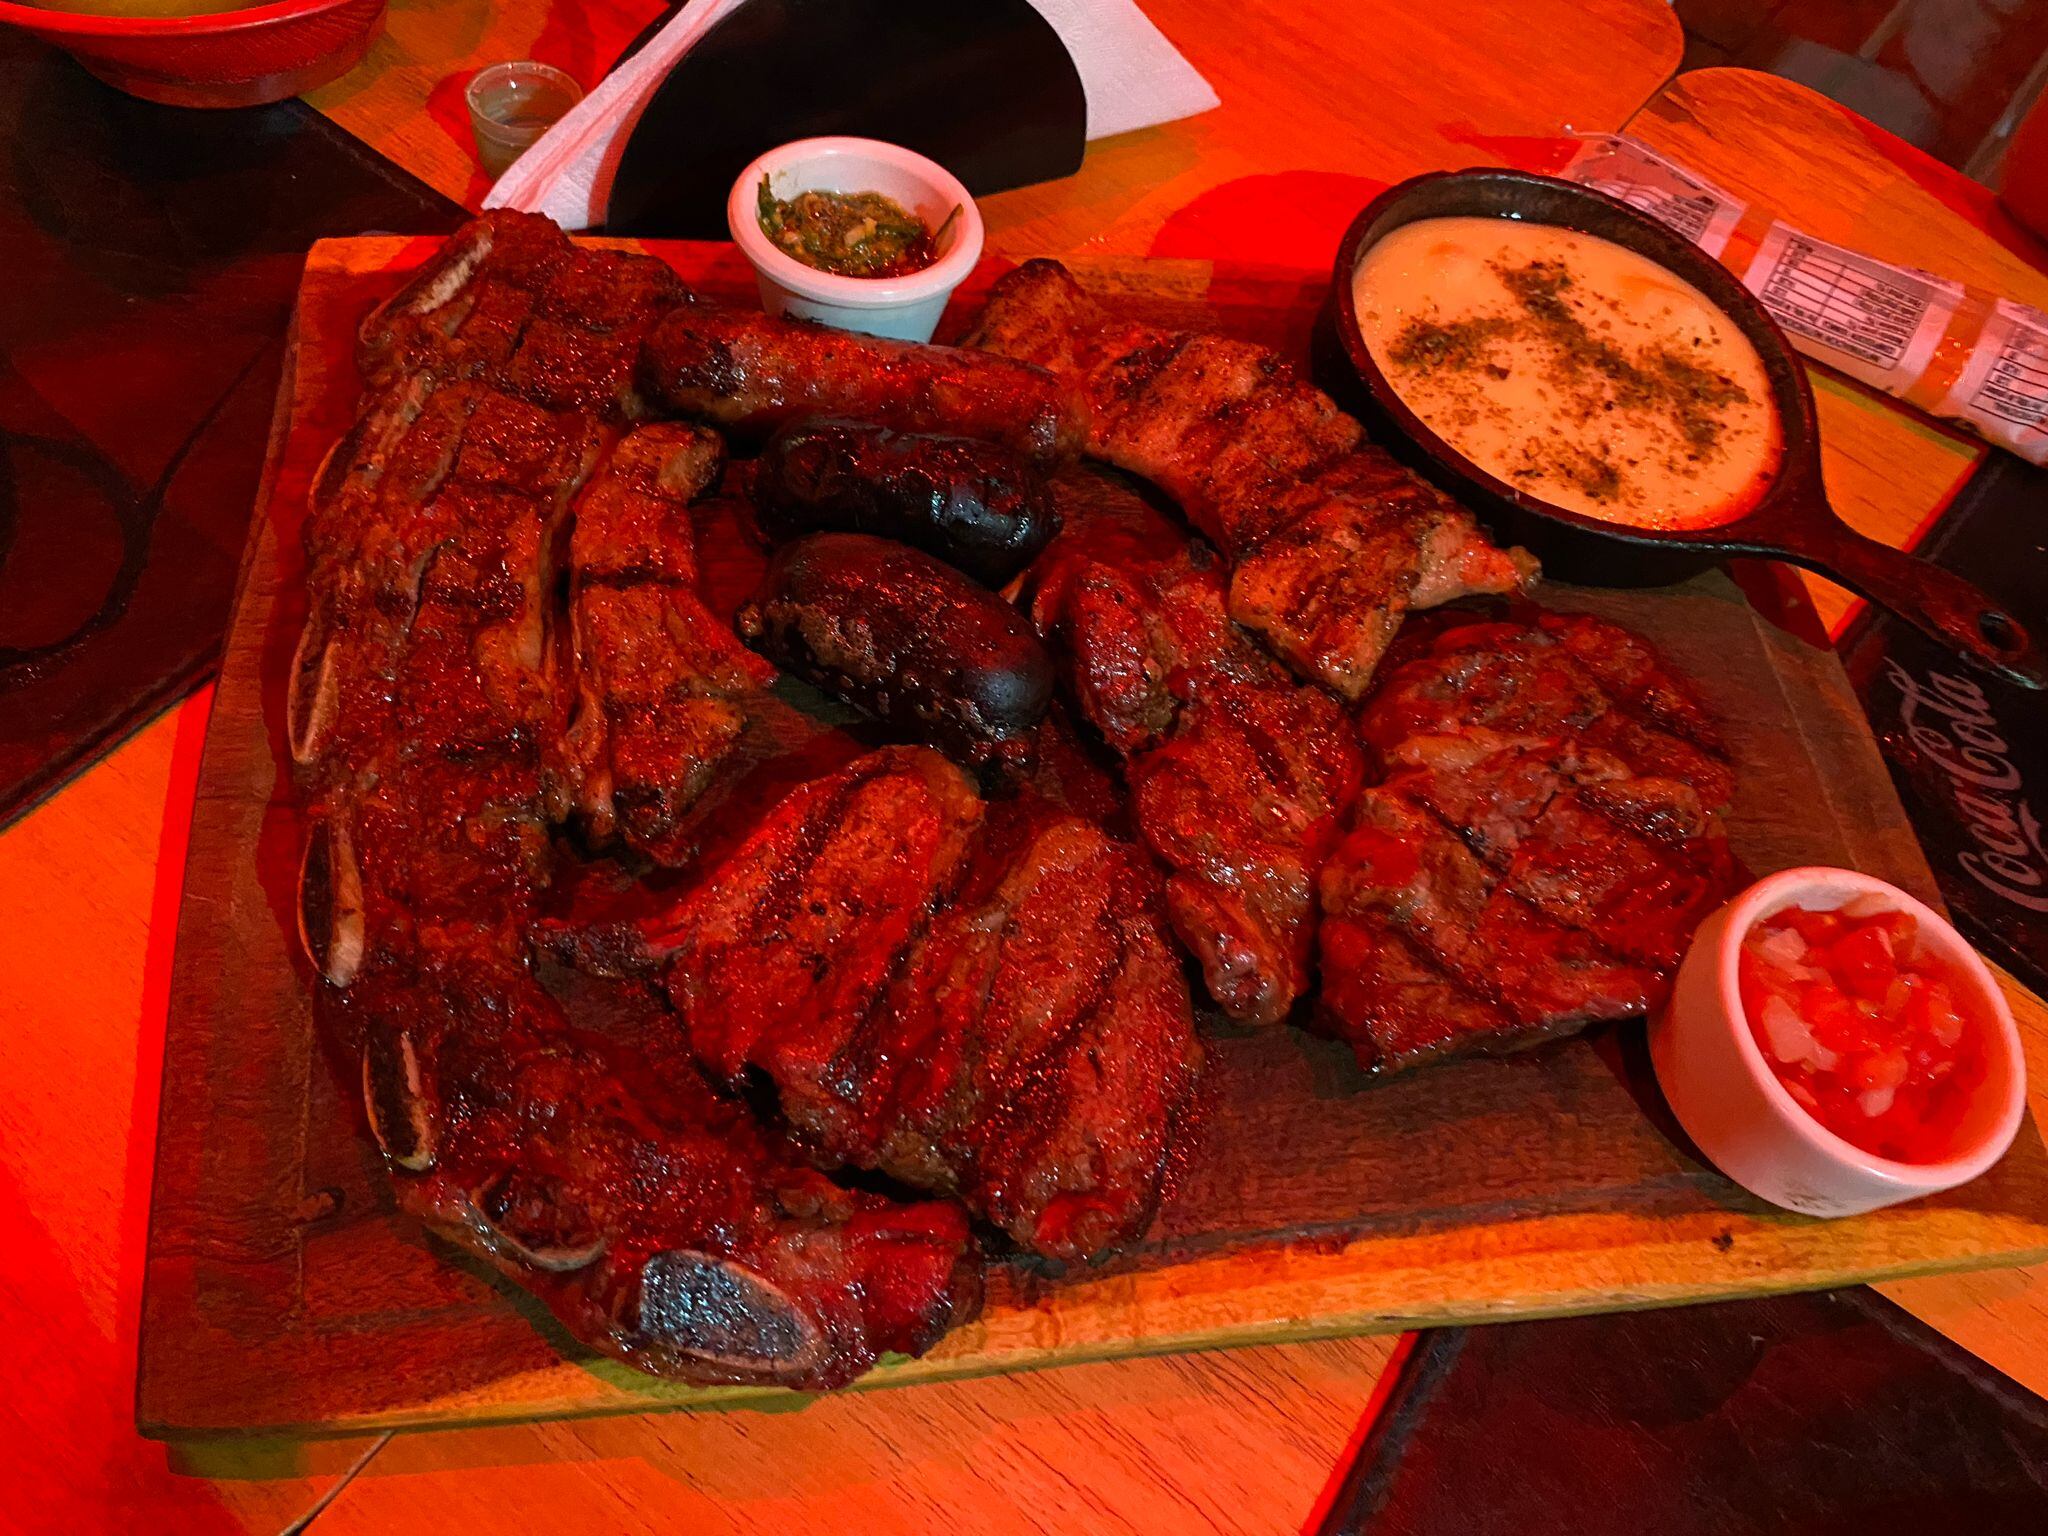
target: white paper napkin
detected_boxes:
[484,0,1219,231]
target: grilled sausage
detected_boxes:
[639,307,1087,468]
[736,533,1053,769]
[754,420,1057,587]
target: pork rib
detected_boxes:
[1028,471,1364,1025]
[965,259,1537,697]
[1318,612,1740,1073]
[358,210,691,418]
[328,957,980,1389]
[300,217,990,1387]
[558,422,790,858]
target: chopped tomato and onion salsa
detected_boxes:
[1737,898,1983,1163]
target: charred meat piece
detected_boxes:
[1360,611,1736,809]
[855,804,1203,1259]
[291,385,602,791]
[1318,613,1740,1073]
[556,423,788,858]
[754,419,1058,586]
[357,211,690,419]
[294,381,603,988]
[639,305,1087,467]
[966,259,1536,697]
[737,533,1054,772]
[357,213,566,383]
[327,958,982,1389]
[559,762,1200,1262]
[652,747,986,1094]
[307,747,551,983]
[1029,472,1364,1025]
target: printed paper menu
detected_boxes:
[1744,223,1961,396]
[1562,134,1746,256]
[1938,300,2048,459]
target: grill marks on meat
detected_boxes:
[295,382,603,986]
[638,304,1088,468]
[328,959,980,1389]
[358,210,690,418]
[965,260,1536,698]
[293,383,603,792]
[859,804,1202,1258]
[568,748,1201,1262]
[1029,472,1364,1025]
[559,423,786,858]
[1358,615,1736,809]
[655,748,987,1097]
[1318,613,1740,1073]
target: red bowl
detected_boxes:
[0,0,387,108]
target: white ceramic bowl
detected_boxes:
[727,136,984,343]
[1650,866,2026,1217]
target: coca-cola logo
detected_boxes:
[1886,660,2048,913]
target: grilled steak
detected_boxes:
[965,259,1537,697]
[1029,471,1364,1024]
[859,800,1202,1259]
[1318,612,1740,1073]
[639,304,1087,467]
[558,748,1203,1262]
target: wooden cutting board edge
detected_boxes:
[142,1200,2048,1440]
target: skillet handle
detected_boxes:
[1782,517,2048,691]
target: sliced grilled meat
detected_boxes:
[639,304,1087,467]
[552,752,1201,1262]
[1029,472,1364,1025]
[856,803,1202,1259]
[650,747,987,1094]
[1318,612,1740,1073]
[965,259,1536,697]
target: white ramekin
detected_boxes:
[1650,866,2026,1218]
[727,137,984,343]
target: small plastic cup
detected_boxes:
[466,62,583,179]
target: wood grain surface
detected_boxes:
[133,237,2048,1443]
[304,0,1685,243]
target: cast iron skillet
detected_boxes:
[1329,168,2047,692]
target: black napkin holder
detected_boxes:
[604,0,1087,239]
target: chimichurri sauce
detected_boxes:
[757,178,954,279]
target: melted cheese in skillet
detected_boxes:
[1352,216,1781,529]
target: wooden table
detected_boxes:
[7,1,2048,1528]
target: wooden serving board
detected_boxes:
[137,239,2048,1439]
